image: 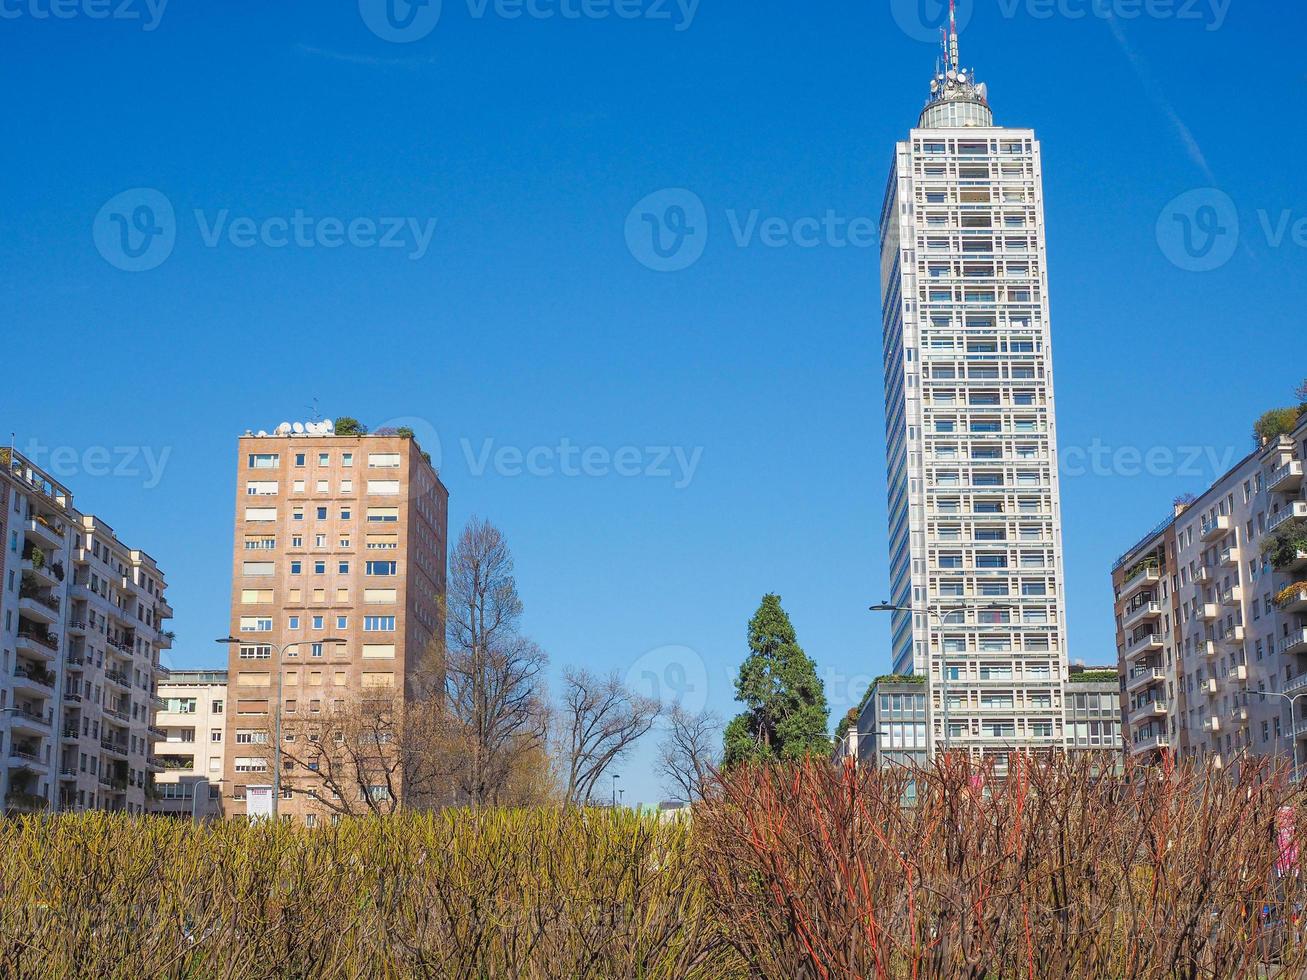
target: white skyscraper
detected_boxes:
[877,13,1071,766]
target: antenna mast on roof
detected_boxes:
[949,0,960,73]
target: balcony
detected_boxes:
[1281,629,1307,657]
[1125,631,1163,657]
[1219,545,1240,567]
[1131,730,1170,754]
[1286,672,1307,696]
[8,745,47,769]
[21,556,58,587]
[1204,717,1222,734]
[157,632,174,651]
[1279,587,1307,614]
[1270,460,1305,493]
[1120,564,1160,600]
[9,706,53,734]
[1128,700,1167,724]
[1201,515,1231,541]
[119,573,140,596]
[1281,550,1307,574]
[60,727,80,742]
[4,790,49,814]
[146,756,164,772]
[17,590,60,624]
[103,669,131,690]
[1122,600,1162,629]
[1269,502,1307,535]
[1202,677,1218,696]
[24,516,64,549]
[66,619,87,636]
[1194,566,1212,584]
[13,664,56,695]
[1126,666,1164,693]
[16,628,58,661]
[1219,585,1243,607]
[100,739,128,758]
[1223,625,1246,645]
[147,725,167,741]
[1230,705,1249,723]
[1291,715,1307,740]
[156,597,174,620]
[1197,603,1220,623]
[1228,664,1247,684]
[1198,639,1217,657]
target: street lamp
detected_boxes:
[216,635,346,819]
[611,773,620,808]
[869,600,1004,754]
[1265,691,1307,775]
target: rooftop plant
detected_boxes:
[332,416,368,436]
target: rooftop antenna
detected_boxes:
[949,0,960,74]
[307,397,323,425]
[939,27,949,74]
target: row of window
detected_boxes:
[248,451,401,469]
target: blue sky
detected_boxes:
[2,0,1303,806]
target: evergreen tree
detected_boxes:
[723,594,830,767]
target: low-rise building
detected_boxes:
[152,670,228,819]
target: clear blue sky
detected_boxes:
[2,0,1303,806]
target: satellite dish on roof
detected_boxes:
[323,419,335,434]
[277,422,292,435]
[292,422,305,434]
[256,430,268,437]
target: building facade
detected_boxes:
[877,27,1070,764]
[220,426,447,821]
[1064,666,1124,771]
[1114,412,1307,771]
[1,449,171,815]
[853,676,929,771]
[152,670,228,818]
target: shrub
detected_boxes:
[1264,518,1307,569]
[333,417,368,436]
[0,809,741,979]
[1276,582,1307,608]
[696,755,1307,978]
[1255,407,1300,445]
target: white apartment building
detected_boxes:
[152,670,227,819]
[1,448,172,815]
[877,27,1070,765]
[1116,413,1307,771]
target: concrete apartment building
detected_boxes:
[152,669,227,819]
[1,448,171,815]
[876,22,1070,769]
[1114,413,1307,771]
[220,424,447,822]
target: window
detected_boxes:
[364,616,396,632]
[167,697,197,713]
[366,508,399,524]
[338,561,350,574]
[312,616,324,630]
[239,645,272,660]
[368,453,401,468]
[244,507,277,522]
[248,453,279,469]
[288,616,300,630]
[242,561,274,577]
[239,617,272,633]
[368,481,400,495]
[366,561,397,576]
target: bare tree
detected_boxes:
[265,693,445,817]
[656,706,721,804]
[443,517,550,807]
[559,668,660,805]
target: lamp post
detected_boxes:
[869,601,1003,756]
[611,773,620,809]
[216,635,345,819]
[1266,691,1307,776]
